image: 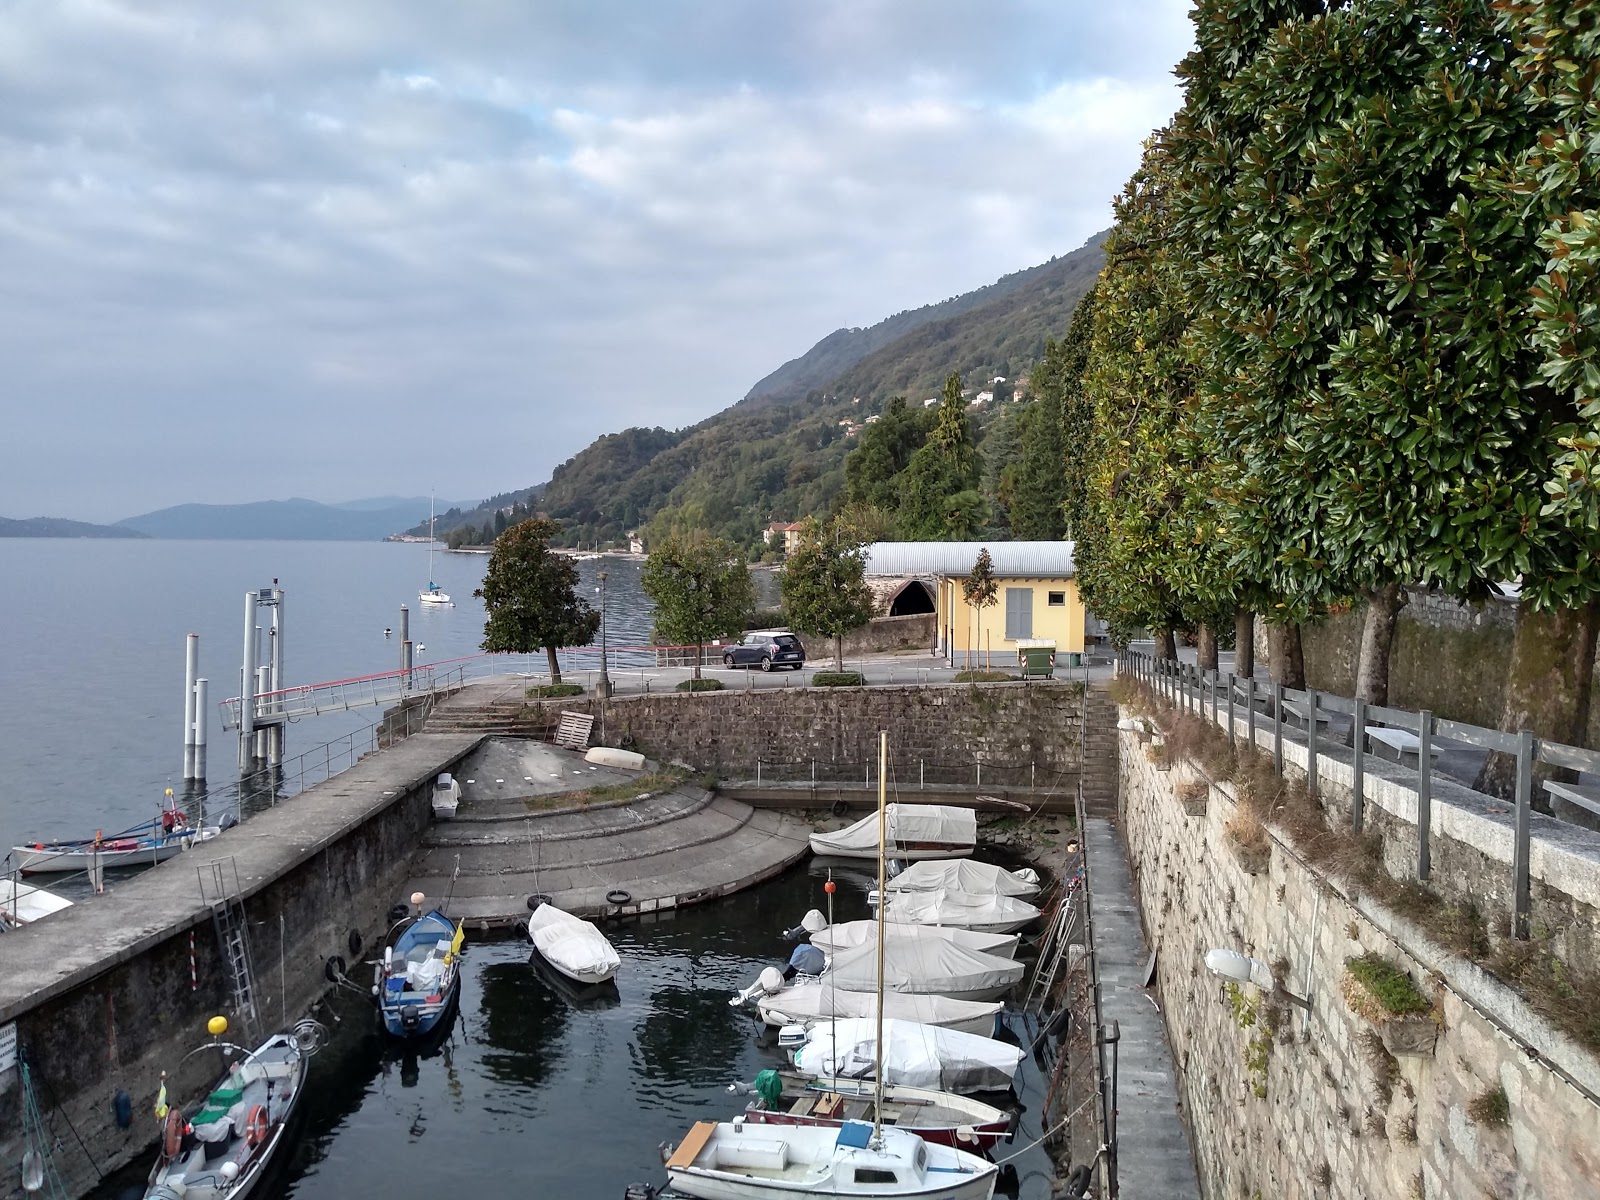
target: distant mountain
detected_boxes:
[0,515,147,538]
[328,495,473,513]
[118,497,438,540]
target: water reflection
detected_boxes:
[528,949,622,1010]
[475,960,569,1094]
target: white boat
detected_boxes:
[431,773,461,819]
[527,902,620,985]
[754,982,1000,1038]
[819,938,1023,1003]
[419,492,453,607]
[809,804,976,861]
[664,1118,996,1199]
[880,889,1040,936]
[791,1017,1024,1095]
[13,823,226,875]
[883,860,1040,899]
[0,879,73,929]
[802,916,1020,961]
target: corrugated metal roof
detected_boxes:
[864,541,1076,578]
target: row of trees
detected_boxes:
[1066,0,1600,789]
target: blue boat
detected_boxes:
[375,910,463,1039]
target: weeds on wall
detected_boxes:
[1343,954,1432,1019]
[1225,982,1272,1099]
[1467,1086,1511,1127]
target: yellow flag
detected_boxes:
[447,922,465,960]
[154,1080,168,1120]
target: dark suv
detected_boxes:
[721,631,806,671]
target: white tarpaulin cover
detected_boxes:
[527,904,621,984]
[793,1017,1024,1094]
[756,982,1001,1038]
[886,859,1041,898]
[886,889,1041,934]
[808,919,1020,960]
[822,936,1024,1001]
[808,804,977,859]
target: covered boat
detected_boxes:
[803,917,1019,961]
[754,982,1000,1038]
[882,889,1040,935]
[742,1069,1017,1151]
[376,909,463,1040]
[822,937,1022,1003]
[430,773,460,819]
[791,1018,1024,1095]
[809,804,976,862]
[883,860,1040,898]
[0,879,73,930]
[664,1118,997,1199]
[527,902,620,985]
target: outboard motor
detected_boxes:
[781,908,828,941]
[730,966,787,1007]
[623,1185,658,1200]
[400,1005,422,1034]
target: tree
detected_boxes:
[781,519,877,671]
[494,509,509,537]
[642,532,756,679]
[475,518,600,685]
[898,373,985,540]
[843,397,930,517]
[962,549,999,670]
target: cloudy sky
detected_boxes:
[1,0,1193,522]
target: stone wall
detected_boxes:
[1118,726,1600,1200]
[837,613,937,658]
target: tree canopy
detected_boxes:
[641,532,757,678]
[475,518,599,685]
[780,518,878,671]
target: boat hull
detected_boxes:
[380,982,459,1040]
[16,827,220,874]
[668,1171,995,1200]
[743,1077,1014,1150]
[806,840,973,862]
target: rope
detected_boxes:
[23,1047,103,1184]
[992,1095,1092,1164]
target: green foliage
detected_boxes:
[744,608,787,631]
[952,670,1016,683]
[642,533,757,678]
[810,671,866,687]
[1001,385,1068,540]
[844,397,931,516]
[962,548,998,610]
[526,682,584,698]
[1055,285,1099,540]
[780,519,877,671]
[1344,954,1431,1017]
[476,518,599,684]
[897,374,987,540]
[675,678,726,692]
[1468,1086,1511,1128]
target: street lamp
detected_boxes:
[597,570,610,699]
[1204,948,1310,1010]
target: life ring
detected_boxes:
[606,888,633,906]
[162,1108,185,1158]
[243,1104,269,1147]
[830,799,849,817]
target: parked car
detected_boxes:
[722,631,806,671]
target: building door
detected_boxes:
[1005,587,1033,641]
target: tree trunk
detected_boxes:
[1235,611,1255,680]
[1267,623,1305,689]
[546,645,562,685]
[1155,628,1177,660]
[1354,583,1409,706]
[694,640,703,680]
[1196,625,1218,672]
[1475,600,1600,799]
[834,634,844,673]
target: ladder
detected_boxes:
[198,858,258,1041]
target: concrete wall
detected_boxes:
[1118,725,1600,1200]
[837,613,936,658]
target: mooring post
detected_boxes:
[255,665,271,761]
[183,633,200,780]
[269,585,285,765]
[192,678,208,780]
[240,592,256,770]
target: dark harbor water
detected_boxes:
[85,864,1057,1200]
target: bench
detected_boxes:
[1280,701,1332,731]
[1365,728,1440,767]
[1543,779,1600,820]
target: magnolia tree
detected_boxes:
[475,518,599,685]
[641,532,756,680]
[780,519,877,672]
[961,549,998,670]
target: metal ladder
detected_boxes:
[199,858,258,1041]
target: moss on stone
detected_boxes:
[1344,954,1431,1017]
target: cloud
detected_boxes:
[0,0,1194,521]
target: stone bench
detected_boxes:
[1365,727,1440,767]
[1543,780,1600,833]
[1281,700,1332,731]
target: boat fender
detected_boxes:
[218,813,239,831]
[243,1104,269,1147]
[606,888,632,906]
[526,893,553,912]
[324,956,347,983]
[388,903,411,924]
[830,798,849,817]
[114,1089,133,1129]
[347,929,363,957]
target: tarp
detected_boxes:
[886,859,1041,898]
[885,889,1041,934]
[808,919,1019,960]
[528,904,621,983]
[757,981,1001,1038]
[809,804,976,859]
[793,1017,1024,1094]
[822,936,1023,1001]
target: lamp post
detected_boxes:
[597,570,611,700]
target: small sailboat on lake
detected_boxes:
[419,493,453,607]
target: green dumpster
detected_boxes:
[1017,639,1057,679]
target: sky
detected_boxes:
[0,1,1194,523]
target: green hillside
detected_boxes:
[0,515,147,538]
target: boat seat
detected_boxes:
[712,1140,790,1171]
[667,1121,717,1169]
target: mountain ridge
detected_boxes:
[1,515,147,538]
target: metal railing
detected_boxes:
[1119,649,1600,941]
[749,754,1077,792]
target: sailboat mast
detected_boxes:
[873,728,888,1145]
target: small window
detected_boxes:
[855,1169,899,1184]
[1048,591,1066,607]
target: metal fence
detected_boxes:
[1120,650,1600,942]
[750,755,1077,791]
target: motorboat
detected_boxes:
[879,890,1040,936]
[881,860,1041,899]
[809,804,976,861]
[144,1022,315,1200]
[13,819,229,875]
[818,938,1022,1003]
[0,878,73,929]
[790,1017,1025,1095]
[431,773,461,819]
[526,901,621,985]
[741,1069,1017,1151]
[663,1118,997,1199]
[753,981,1000,1038]
[419,492,454,607]
[796,915,1020,961]
[376,908,463,1039]
[528,948,622,1009]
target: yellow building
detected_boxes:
[863,542,1086,667]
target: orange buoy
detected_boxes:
[823,880,836,894]
[243,1104,269,1147]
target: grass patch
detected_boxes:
[811,671,866,687]
[527,682,585,698]
[522,767,689,811]
[675,678,725,692]
[1344,954,1431,1018]
[1467,1086,1510,1127]
[953,669,1018,683]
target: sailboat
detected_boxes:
[663,733,999,1200]
[419,493,453,608]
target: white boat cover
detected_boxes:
[886,859,1041,898]
[0,880,73,927]
[527,904,621,983]
[808,804,976,859]
[808,919,1019,960]
[794,1017,1024,1094]
[757,981,1001,1037]
[886,889,1041,933]
[822,937,1023,1001]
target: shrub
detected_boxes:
[811,671,867,687]
[745,607,787,630]
[675,678,725,692]
[953,670,1017,683]
[1344,954,1431,1019]
[1467,1086,1510,1127]
[527,682,585,698]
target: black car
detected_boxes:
[721,631,806,671]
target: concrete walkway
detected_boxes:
[1085,815,1203,1199]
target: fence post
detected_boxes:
[1226,672,1236,750]
[1417,710,1433,883]
[1306,689,1319,800]
[920,760,925,790]
[1272,683,1284,776]
[1513,730,1534,940]
[812,758,817,787]
[1246,676,1256,752]
[1352,699,1366,834]
[757,758,762,786]
[1210,669,1219,725]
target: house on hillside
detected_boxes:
[971,391,994,407]
[627,530,644,554]
[765,521,806,554]
[923,397,940,408]
[864,541,1086,666]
